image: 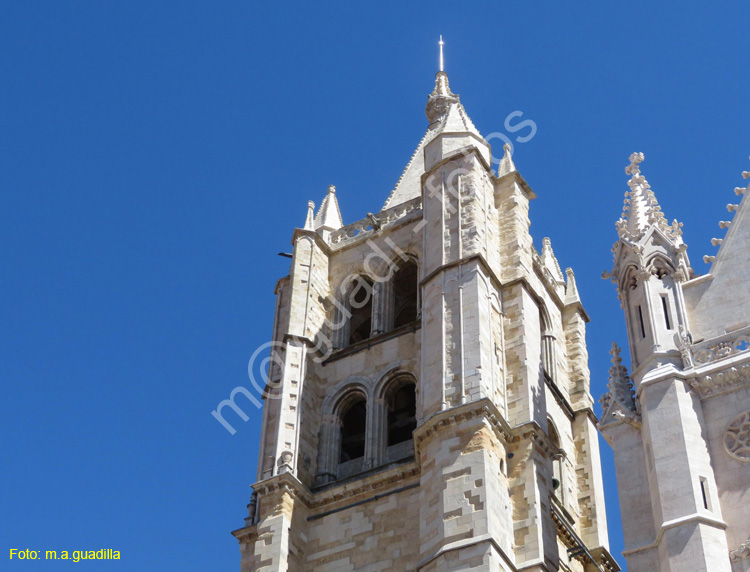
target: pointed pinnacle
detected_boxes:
[304,201,315,230]
[497,143,516,177]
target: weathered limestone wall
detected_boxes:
[683,191,749,341]
[305,482,421,570]
[416,404,514,571]
[503,282,544,428]
[701,385,750,552]
[572,411,610,550]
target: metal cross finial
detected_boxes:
[439,35,445,72]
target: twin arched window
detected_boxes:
[335,259,419,350]
[318,376,417,485]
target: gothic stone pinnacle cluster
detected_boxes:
[599,153,750,572]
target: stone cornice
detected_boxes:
[321,319,420,365]
[308,462,420,511]
[230,524,257,544]
[562,297,591,323]
[687,360,750,399]
[631,350,750,400]
[421,253,504,300]
[413,398,513,453]
[231,472,313,543]
[246,462,422,528]
[251,471,312,506]
[291,227,331,255]
[416,534,516,572]
[420,136,495,186]
[413,398,564,460]
[495,168,537,200]
[511,419,560,459]
[574,406,600,426]
[621,513,727,557]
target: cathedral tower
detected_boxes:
[599,154,750,572]
[232,61,617,572]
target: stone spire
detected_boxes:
[497,143,516,177]
[303,201,315,231]
[564,267,581,305]
[600,343,638,421]
[425,71,460,124]
[383,67,481,211]
[541,237,565,284]
[314,185,343,231]
[615,152,682,243]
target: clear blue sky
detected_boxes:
[2,2,749,570]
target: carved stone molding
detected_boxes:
[413,398,512,452]
[330,197,422,246]
[730,536,750,562]
[691,327,750,366]
[724,411,750,462]
[688,363,750,398]
[310,463,420,511]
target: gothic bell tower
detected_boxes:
[232,49,618,572]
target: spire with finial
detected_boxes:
[541,237,565,284]
[564,268,581,305]
[439,35,445,72]
[382,38,481,210]
[615,152,682,243]
[314,185,343,232]
[303,201,315,231]
[604,342,637,415]
[425,36,460,124]
[497,143,516,177]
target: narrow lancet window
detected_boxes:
[540,308,556,382]
[637,305,646,339]
[348,276,373,345]
[700,477,711,511]
[387,383,417,446]
[340,399,367,462]
[661,295,672,330]
[392,261,418,329]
